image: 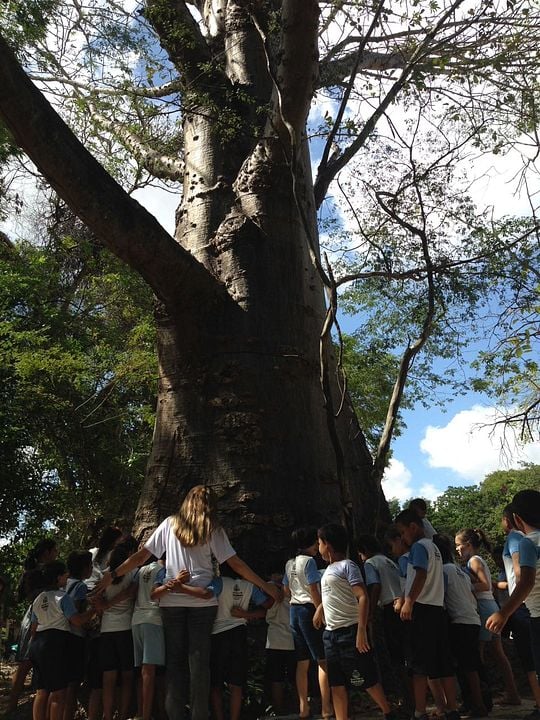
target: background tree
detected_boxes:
[0,0,538,567]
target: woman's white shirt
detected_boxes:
[144,517,235,607]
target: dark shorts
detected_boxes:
[210,625,248,687]
[86,636,102,689]
[290,604,325,661]
[100,630,134,673]
[448,622,481,673]
[530,616,540,678]
[323,624,379,690]
[265,649,296,683]
[404,603,454,679]
[382,602,405,664]
[507,605,534,673]
[67,635,86,683]
[30,630,71,692]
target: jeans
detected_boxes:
[161,605,218,720]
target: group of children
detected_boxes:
[11,488,540,720]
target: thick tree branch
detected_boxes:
[28,73,184,100]
[145,0,223,90]
[0,34,223,312]
[315,0,467,208]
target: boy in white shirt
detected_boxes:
[314,524,397,720]
[395,509,458,720]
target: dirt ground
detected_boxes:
[1,660,536,720]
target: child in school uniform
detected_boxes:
[99,544,137,720]
[455,526,520,705]
[131,554,166,720]
[433,534,488,717]
[209,567,273,720]
[284,526,333,719]
[357,534,412,714]
[395,509,459,720]
[64,550,95,720]
[487,489,540,720]
[314,524,397,720]
[29,560,97,720]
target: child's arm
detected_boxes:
[308,582,322,608]
[400,568,426,620]
[468,557,491,593]
[486,537,537,633]
[231,606,267,621]
[312,603,325,629]
[367,583,381,622]
[351,584,370,653]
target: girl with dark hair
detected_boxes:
[455,528,520,705]
[8,538,57,714]
[87,526,123,590]
[29,560,97,720]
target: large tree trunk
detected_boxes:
[0,2,389,568]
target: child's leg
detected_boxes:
[49,689,67,720]
[330,685,348,720]
[296,659,310,717]
[119,670,134,720]
[366,682,391,714]
[491,636,520,703]
[63,682,79,720]
[210,686,224,720]
[412,674,428,715]
[87,688,102,720]
[465,671,487,713]
[9,659,33,711]
[228,684,243,720]
[33,689,49,720]
[317,659,333,717]
[141,664,156,720]
[428,678,446,715]
[154,672,167,720]
[102,670,117,720]
[440,676,457,712]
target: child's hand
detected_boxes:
[90,594,107,612]
[176,569,190,584]
[393,597,403,614]
[485,611,505,634]
[231,607,247,618]
[400,598,413,621]
[356,627,370,653]
[312,604,325,629]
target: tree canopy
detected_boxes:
[0,0,538,557]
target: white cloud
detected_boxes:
[382,458,413,503]
[420,405,540,483]
[418,482,443,502]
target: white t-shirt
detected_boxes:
[86,547,111,591]
[467,555,494,601]
[405,538,444,607]
[284,555,320,605]
[212,577,267,635]
[364,554,402,606]
[443,563,480,625]
[132,562,162,626]
[32,589,77,632]
[519,530,540,617]
[321,559,364,631]
[101,572,135,633]
[144,518,235,607]
[266,592,294,650]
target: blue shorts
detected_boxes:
[132,623,165,667]
[290,604,325,661]
[477,598,500,642]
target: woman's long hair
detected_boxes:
[171,485,220,547]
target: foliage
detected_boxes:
[430,464,540,545]
[0,197,156,546]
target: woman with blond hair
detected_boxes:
[95,484,279,720]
